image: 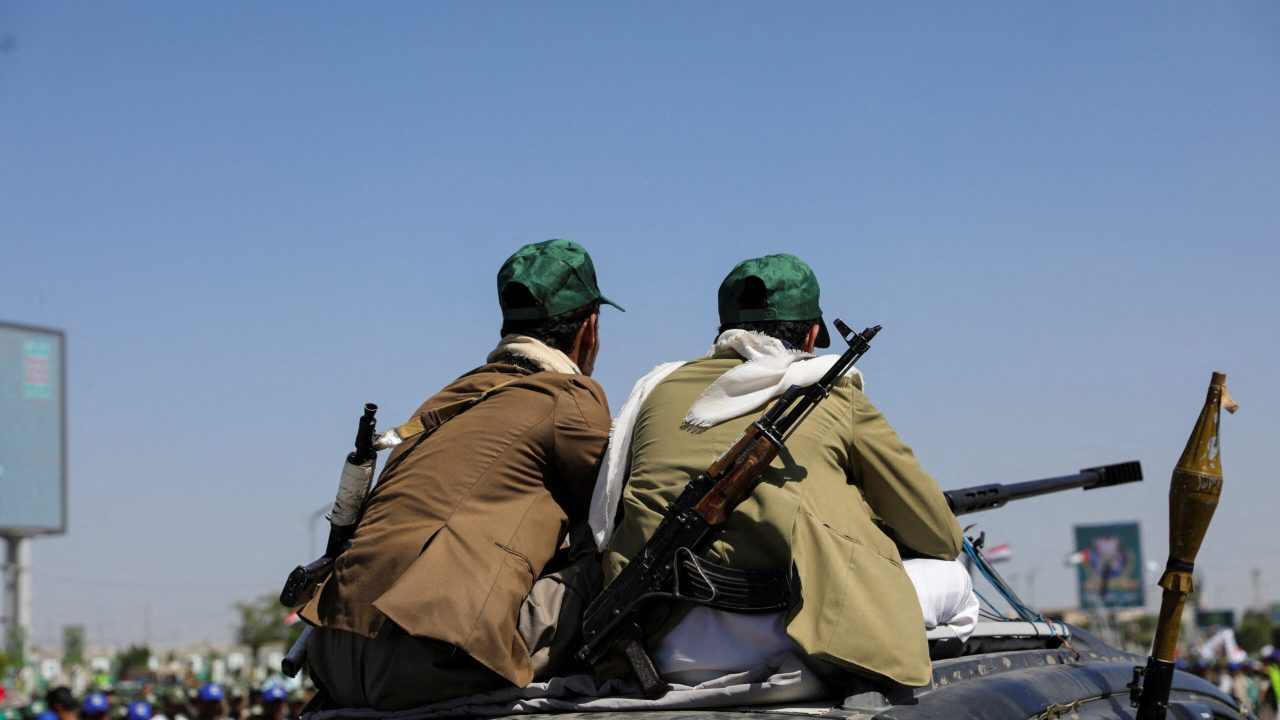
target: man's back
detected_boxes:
[604,351,961,686]
[302,360,609,685]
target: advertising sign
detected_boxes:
[1074,521,1145,609]
[0,322,66,535]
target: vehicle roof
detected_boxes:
[497,625,1242,720]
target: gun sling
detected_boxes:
[377,378,523,450]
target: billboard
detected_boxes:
[1075,521,1145,609]
[0,321,66,535]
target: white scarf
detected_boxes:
[684,330,862,428]
[588,330,863,549]
[486,334,582,375]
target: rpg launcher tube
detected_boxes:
[1135,372,1237,720]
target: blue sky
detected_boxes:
[1,2,1277,650]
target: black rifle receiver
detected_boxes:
[944,461,1143,516]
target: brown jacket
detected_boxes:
[300,362,610,687]
[605,353,962,686]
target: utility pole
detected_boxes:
[2,534,31,663]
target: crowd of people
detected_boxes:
[1183,648,1280,719]
[10,684,310,720]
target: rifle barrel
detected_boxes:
[282,625,314,678]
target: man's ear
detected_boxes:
[571,313,600,374]
[802,324,820,353]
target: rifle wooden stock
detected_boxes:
[694,426,781,526]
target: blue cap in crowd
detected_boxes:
[36,713,58,720]
[261,686,287,704]
[196,683,225,703]
[82,693,110,716]
[126,702,154,720]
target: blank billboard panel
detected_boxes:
[0,321,66,536]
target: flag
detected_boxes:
[986,543,1012,563]
[284,611,300,626]
[1064,548,1091,566]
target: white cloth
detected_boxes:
[903,558,980,638]
[588,361,685,549]
[684,330,862,428]
[486,334,581,375]
[653,607,805,686]
[588,330,861,549]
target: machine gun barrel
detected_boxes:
[944,461,1143,516]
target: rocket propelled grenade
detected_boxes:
[1132,372,1237,720]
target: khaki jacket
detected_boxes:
[300,362,610,687]
[604,353,961,686]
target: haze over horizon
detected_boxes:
[1,2,1277,650]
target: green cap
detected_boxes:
[497,239,624,321]
[718,253,829,348]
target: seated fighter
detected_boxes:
[299,239,621,709]
[596,253,971,688]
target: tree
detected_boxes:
[234,594,292,664]
[116,644,151,679]
[1236,610,1274,654]
[63,625,85,666]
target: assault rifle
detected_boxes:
[279,403,380,608]
[578,319,881,696]
[277,403,380,679]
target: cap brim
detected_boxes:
[600,295,625,312]
[815,317,830,348]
